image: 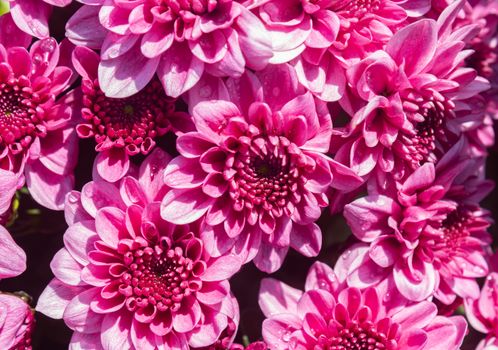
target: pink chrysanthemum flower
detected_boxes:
[0,294,35,350]
[342,140,493,303]
[8,0,72,38]
[0,225,26,280]
[160,65,362,273]
[72,46,192,183]
[465,253,498,350]
[36,148,242,350]
[65,0,273,98]
[252,0,430,101]
[0,24,77,212]
[259,261,466,350]
[335,0,490,180]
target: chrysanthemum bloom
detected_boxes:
[0,29,78,212]
[259,261,466,350]
[335,0,490,180]
[0,294,35,350]
[65,0,273,98]
[161,65,362,273]
[72,46,191,183]
[252,0,430,102]
[37,148,242,349]
[465,253,498,350]
[8,0,72,38]
[342,141,493,303]
[0,225,26,280]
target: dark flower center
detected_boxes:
[400,99,452,169]
[330,0,382,15]
[160,0,217,15]
[0,78,46,153]
[315,321,397,350]
[119,243,201,313]
[230,136,302,213]
[78,79,174,156]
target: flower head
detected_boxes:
[0,28,77,212]
[36,148,242,349]
[66,0,273,98]
[161,65,362,273]
[342,140,493,303]
[336,1,491,180]
[465,252,498,350]
[72,46,191,183]
[259,261,466,350]
[0,294,34,350]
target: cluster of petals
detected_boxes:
[252,0,431,102]
[342,140,493,304]
[161,64,361,273]
[0,293,35,350]
[65,0,273,98]
[71,45,192,183]
[465,253,498,350]
[259,261,466,350]
[334,0,491,182]
[0,14,78,213]
[36,148,242,350]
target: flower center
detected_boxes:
[0,79,46,153]
[400,99,452,169]
[230,136,301,213]
[160,0,217,15]
[119,243,199,313]
[315,321,397,350]
[330,0,382,16]
[78,79,174,156]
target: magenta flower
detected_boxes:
[8,0,72,38]
[0,294,35,350]
[161,65,362,273]
[342,141,493,303]
[72,45,192,183]
[252,0,429,101]
[336,1,490,179]
[0,225,26,280]
[0,29,78,212]
[36,148,242,349]
[65,0,273,98]
[259,261,466,350]
[464,250,498,349]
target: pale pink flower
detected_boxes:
[0,225,26,280]
[72,45,192,183]
[0,294,34,350]
[8,0,72,38]
[336,0,490,180]
[342,140,493,303]
[0,29,78,212]
[160,65,362,273]
[36,148,242,350]
[65,0,273,98]
[259,261,466,350]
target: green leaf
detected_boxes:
[0,0,9,16]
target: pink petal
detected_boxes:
[157,42,204,98]
[259,278,302,317]
[160,188,215,225]
[99,42,160,98]
[95,149,130,183]
[290,223,321,257]
[10,0,51,38]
